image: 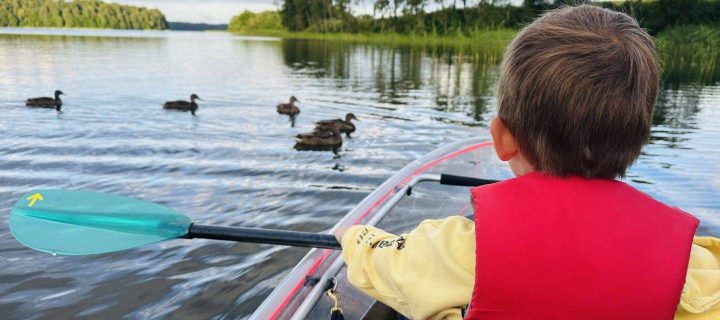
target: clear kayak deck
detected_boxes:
[251,138,512,319]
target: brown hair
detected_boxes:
[497,5,659,179]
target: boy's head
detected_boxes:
[491,5,659,179]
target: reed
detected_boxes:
[657,25,720,85]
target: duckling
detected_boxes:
[315,113,359,137]
[163,94,200,115]
[26,90,64,111]
[277,96,300,116]
[295,125,342,148]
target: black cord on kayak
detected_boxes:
[325,277,345,320]
[331,306,344,320]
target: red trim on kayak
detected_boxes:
[269,141,493,319]
[458,203,472,216]
[270,249,333,319]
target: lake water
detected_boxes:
[0,28,718,319]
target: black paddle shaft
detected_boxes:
[440,174,499,187]
[187,174,499,249]
[187,224,342,250]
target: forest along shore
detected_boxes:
[228,1,720,85]
[0,0,167,30]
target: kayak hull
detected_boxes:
[251,138,512,319]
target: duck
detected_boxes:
[277,96,300,116]
[163,94,200,115]
[26,90,64,111]
[315,113,358,137]
[295,125,342,148]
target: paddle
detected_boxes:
[9,189,341,256]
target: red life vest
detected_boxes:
[466,172,698,320]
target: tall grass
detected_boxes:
[657,25,720,85]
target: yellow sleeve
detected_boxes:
[675,236,720,320]
[340,216,475,320]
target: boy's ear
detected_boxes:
[490,117,519,161]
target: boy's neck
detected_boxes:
[509,156,536,177]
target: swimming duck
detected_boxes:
[295,125,342,148]
[26,90,64,111]
[315,113,359,137]
[163,94,200,115]
[277,96,300,116]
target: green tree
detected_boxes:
[0,0,168,30]
[228,11,285,33]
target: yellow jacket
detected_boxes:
[340,216,720,320]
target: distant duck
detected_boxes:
[277,96,300,116]
[163,94,200,115]
[295,125,342,148]
[26,90,64,111]
[315,113,358,137]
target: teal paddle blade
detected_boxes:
[9,189,192,255]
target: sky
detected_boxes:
[110,0,525,25]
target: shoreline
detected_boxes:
[228,29,517,49]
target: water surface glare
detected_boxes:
[0,29,718,319]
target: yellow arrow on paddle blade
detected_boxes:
[26,193,44,207]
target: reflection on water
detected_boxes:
[0,28,717,319]
[281,39,501,126]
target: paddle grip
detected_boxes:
[187,224,342,250]
[440,174,499,187]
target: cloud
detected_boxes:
[109,0,278,24]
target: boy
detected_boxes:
[336,5,720,320]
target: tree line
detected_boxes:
[228,11,284,33]
[0,0,167,30]
[266,0,720,35]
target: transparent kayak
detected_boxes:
[251,138,513,319]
